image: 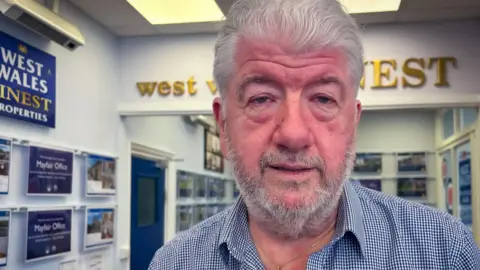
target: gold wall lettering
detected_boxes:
[360,57,457,90]
[136,56,458,97]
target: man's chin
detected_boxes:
[266,189,319,210]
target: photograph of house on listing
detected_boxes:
[86,155,116,196]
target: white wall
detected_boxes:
[355,109,438,205]
[0,1,122,269]
[122,115,234,241]
[118,19,480,113]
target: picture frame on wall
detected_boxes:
[194,175,206,199]
[396,152,427,173]
[0,210,10,267]
[86,154,116,196]
[84,207,115,250]
[354,153,382,174]
[397,177,427,198]
[26,208,72,262]
[0,138,11,195]
[204,127,224,173]
[193,205,207,225]
[26,146,74,196]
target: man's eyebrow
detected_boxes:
[307,75,345,91]
[237,74,277,101]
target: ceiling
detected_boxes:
[69,0,480,36]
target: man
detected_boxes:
[149,0,480,269]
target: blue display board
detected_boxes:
[0,31,56,128]
[26,209,72,262]
[27,146,73,195]
[86,155,116,196]
[0,138,11,195]
[359,179,382,192]
[85,208,115,250]
[457,143,472,226]
[0,210,10,267]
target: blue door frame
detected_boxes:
[130,156,165,270]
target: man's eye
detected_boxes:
[250,96,272,104]
[313,96,334,104]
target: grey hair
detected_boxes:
[213,0,364,103]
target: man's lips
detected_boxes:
[268,164,314,172]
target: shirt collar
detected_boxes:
[218,181,366,261]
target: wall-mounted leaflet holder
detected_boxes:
[3,204,115,213]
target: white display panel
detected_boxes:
[84,207,115,250]
[86,155,116,196]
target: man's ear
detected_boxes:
[212,97,229,159]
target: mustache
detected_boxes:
[259,150,327,177]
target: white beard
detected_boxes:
[226,131,356,240]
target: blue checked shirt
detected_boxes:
[149,182,480,269]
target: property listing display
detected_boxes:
[0,138,11,194]
[204,126,224,173]
[456,142,472,226]
[441,151,454,214]
[396,152,427,173]
[26,209,72,262]
[176,169,235,232]
[358,179,382,191]
[397,177,427,198]
[0,211,10,267]
[86,154,116,196]
[354,153,382,173]
[0,31,57,128]
[84,208,115,250]
[27,146,73,195]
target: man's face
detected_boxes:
[214,38,362,226]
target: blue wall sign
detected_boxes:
[0,31,56,128]
[27,146,73,195]
[26,209,72,261]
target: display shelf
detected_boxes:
[175,169,236,232]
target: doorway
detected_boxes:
[130,154,166,270]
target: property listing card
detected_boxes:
[0,211,10,267]
[27,146,73,195]
[0,138,11,194]
[86,155,116,196]
[26,209,72,262]
[85,208,115,250]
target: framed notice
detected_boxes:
[358,179,382,192]
[27,146,73,195]
[176,170,194,199]
[397,177,427,198]
[354,153,382,174]
[84,208,115,250]
[86,154,116,196]
[0,210,10,267]
[396,152,427,173]
[457,143,472,225]
[26,209,72,262]
[0,138,11,195]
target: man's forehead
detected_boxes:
[234,36,347,69]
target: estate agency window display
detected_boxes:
[0,135,118,267]
[352,151,434,207]
[176,170,236,232]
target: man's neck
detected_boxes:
[248,209,338,269]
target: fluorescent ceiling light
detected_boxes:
[128,0,402,26]
[339,0,402,14]
[127,0,224,25]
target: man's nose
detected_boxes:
[272,96,312,152]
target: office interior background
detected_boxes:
[0,0,479,269]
